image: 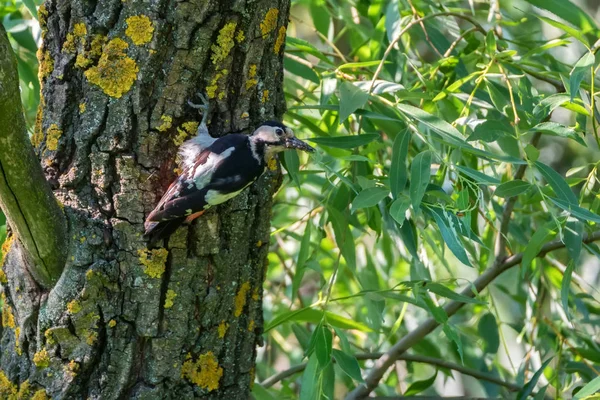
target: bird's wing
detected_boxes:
[145,135,251,228]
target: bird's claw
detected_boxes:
[187,92,209,112]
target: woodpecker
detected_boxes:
[144,95,314,246]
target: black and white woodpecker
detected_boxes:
[144,95,314,246]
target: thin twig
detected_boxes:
[261,352,521,392]
[344,230,600,399]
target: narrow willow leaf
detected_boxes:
[351,187,389,211]
[332,349,363,382]
[286,37,335,65]
[299,354,320,400]
[284,57,320,84]
[390,130,410,198]
[265,308,372,332]
[328,207,356,272]
[252,385,277,400]
[427,207,472,267]
[494,180,532,198]
[308,134,379,149]
[421,294,448,323]
[529,122,586,146]
[292,222,312,302]
[455,165,501,185]
[570,52,595,102]
[517,358,553,400]
[524,0,598,32]
[404,372,438,396]
[478,313,500,354]
[564,221,583,264]
[410,150,432,210]
[390,197,411,226]
[522,224,556,271]
[339,81,369,123]
[443,323,464,363]
[549,197,600,223]
[535,161,578,205]
[315,325,333,369]
[425,282,485,304]
[574,376,600,399]
[561,261,574,320]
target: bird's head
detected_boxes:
[251,121,314,160]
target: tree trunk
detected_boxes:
[0,0,290,398]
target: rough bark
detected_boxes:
[0,0,290,398]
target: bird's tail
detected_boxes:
[144,217,186,247]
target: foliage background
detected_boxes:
[2,0,600,398]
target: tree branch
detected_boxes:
[345,230,600,399]
[261,352,521,392]
[0,24,67,288]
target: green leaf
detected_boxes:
[426,206,472,267]
[529,122,586,146]
[307,134,379,149]
[265,308,373,332]
[535,161,578,205]
[339,81,369,123]
[337,60,386,70]
[549,197,600,223]
[494,180,532,198]
[286,37,335,65]
[455,165,501,185]
[284,57,320,84]
[390,196,411,226]
[252,385,278,400]
[22,0,38,19]
[517,358,553,400]
[485,31,496,55]
[574,376,600,399]
[292,222,312,302]
[524,0,598,32]
[315,325,333,369]
[299,353,320,400]
[328,207,356,271]
[561,261,574,320]
[332,349,363,382]
[536,16,590,46]
[522,224,556,271]
[570,52,595,102]
[478,313,500,354]
[421,294,448,323]
[425,282,485,305]
[404,371,438,397]
[390,130,410,198]
[410,150,432,210]
[351,187,389,211]
[283,149,300,187]
[564,221,583,264]
[443,323,464,363]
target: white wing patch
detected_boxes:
[178,128,218,170]
[192,147,236,189]
[204,189,245,206]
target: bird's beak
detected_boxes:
[285,136,315,153]
[284,128,314,152]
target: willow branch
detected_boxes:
[261,352,521,392]
[345,230,600,399]
[0,25,67,288]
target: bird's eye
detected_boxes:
[276,128,284,136]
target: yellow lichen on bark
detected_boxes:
[262,90,270,103]
[32,389,49,400]
[138,248,168,278]
[63,23,87,54]
[14,327,21,355]
[108,319,117,328]
[79,102,86,113]
[67,299,81,314]
[260,9,279,36]
[125,15,154,45]
[33,348,50,369]
[206,70,228,99]
[248,319,255,331]
[85,38,139,98]
[234,282,251,317]
[46,124,62,151]
[174,121,199,146]
[1,294,15,329]
[274,26,286,54]
[211,22,237,64]
[246,64,258,90]
[217,321,228,338]
[0,371,17,398]
[164,289,177,308]
[37,49,54,81]
[157,115,173,132]
[236,30,245,43]
[181,352,223,391]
